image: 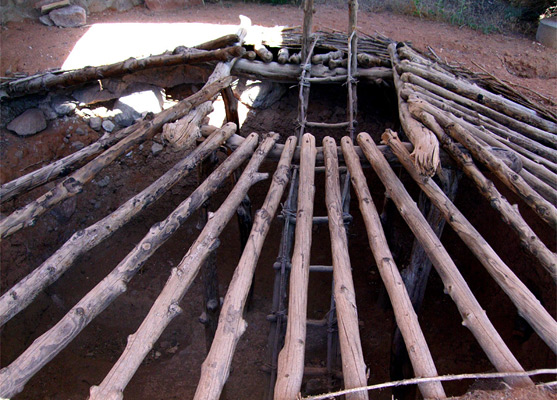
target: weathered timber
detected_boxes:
[519,168,556,204]
[2,47,244,97]
[311,50,343,65]
[384,129,557,353]
[194,136,297,400]
[348,0,358,139]
[402,72,556,148]
[357,53,386,68]
[411,98,557,228]
[274,133,317,399]
[231,59,391,83]
[221,86,240,132]
[396,61,557,133]
[388,43,439,176]
[0,123,236,328]
[289,52,301,64]
[254,43,274,63]
[323,137,369,400]
[358,131,533,388]
[412,107,557,281]
[277,48,290,64]
[162,101,213,149]
[341,136,446,400]
[88,135,277,400]
[194,34,240,51]
[0,134,259,399]
[301,0,315,62]
[0,76,234,240]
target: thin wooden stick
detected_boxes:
[303,368,557,400]
[2,46,244,97]
[274,133,317,399]
[0,76,234,240]
[193,136,297,400]
[88,134,277,400]
[323,137,369,400]
[412,107,557,281]
[384,129,557,353]
[388,44,439,177]
[0,134,260,399]
[411,98,557,229]
[358,131,533,388]
[341,136,446,400]
[0,123,236,328]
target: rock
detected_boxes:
[89,116,102,131]
[75,127,86,136]
[49,5,86,28]
[39,14,54,26]
[102,120,115,132]
[113,88,164,127]
[96,175,110,187]
[49,196,76,223]
[71,141,85,150]
[38,101,58,120]
[51,95,76,116]
[151,142,163,156]
[7,109,47,136]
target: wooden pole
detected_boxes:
[301,0,315,63]
[88,134,278,400]
[347,0,358,139]
[194,136,298,400]
[0,133,260,399]
[357,131,533,388]
[323,137,368,400]
[341,136,446,400]
[388,43,440,177]
[384,129,557,353]
[0,76,234,240]
[410,98,557,228]
[0,123,235,328]
[2,46,244,97]
[274,133,317,399]
[412,106,557,281]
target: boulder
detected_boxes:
[89,116,102,131]
[7,109,47,136]
[102,120,115,132]
[51,95,76,116]
[39,14,54,26]
[49,5,86,28]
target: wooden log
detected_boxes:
[357,131,533,388]
[194,34,240,51]
[277,48,290,64]
[301,0,315,62]
[384,129,557,353]
[1,47,244,97]
[244,50,257,61]
[288,52,301,64]
[402,72,555,148]
[357,52,387,68]
[402,84,557,178]
[411,107,557,282]
[328,58,348,69]
[231,59,392,83]
[40,0,69,13]
[194,136,297,400]
[221,86,240,133]
[388,43,440,177]
[411,97,557,228]
[323,137,369,400]
[162,101,213,149]
[274,133,317,399]
[0,76,234,240]
[341,136,446,400]
[0,133,260,399]
[254,43,274,63]
[519,168,556,204]
[89,134,277,400]
[0,123,236,328]
[397,61,557,134]
[311,50,343,65]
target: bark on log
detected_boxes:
[0,133,260,400]
[411,97,557,228]
[301,0,315,63]
[231,59,391,83]
[323,137,369,400]
[1,47,244,97]
[274,133,317,399]
[194,34,240,51]
[357,53,386,68]
[388,43,440,177]
[357,131,533,388]
[162,101,213,149]
[0,123,236,328]
[88,135,277,400]
[277,48,290,64]
[402,72,555,148]
[0,76,234,240]
[412,108,557,281]
[254,43,274,63]
[397,61,557,134]
[341,136,446,400]
[193,136,297,400]
[311,50,343,65]
[384,129,557,353]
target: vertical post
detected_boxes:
[347,0,358,140]
[301,0,314,63]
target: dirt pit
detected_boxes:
[1,77,556,400]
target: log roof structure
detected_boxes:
[0,2,556,399]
